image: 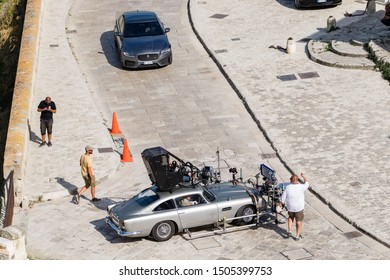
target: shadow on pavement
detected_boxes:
[55,177,78,194]
[90,217,146,244]
[100,31,123,70]
[28,119,41,144]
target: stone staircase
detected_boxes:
[307,39,376,70]
[306,10,390,71]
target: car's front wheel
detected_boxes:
[152,221,175,242]
[236,205,256,224]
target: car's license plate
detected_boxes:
[142,61,153,65]
[317,0,326,2]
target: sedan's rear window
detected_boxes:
[134,188,159,207]
[124,21,163,37]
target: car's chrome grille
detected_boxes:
[138,54,159,61]
[111,215,119,226]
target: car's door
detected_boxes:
[175,194,218,229]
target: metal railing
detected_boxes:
[0,170,14,228]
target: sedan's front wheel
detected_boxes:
[152,221,175,242]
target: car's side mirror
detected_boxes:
[165,27,170,33]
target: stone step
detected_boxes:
[307,40,376,70]
[331,40,369,57]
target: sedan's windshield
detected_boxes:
[134,188,159,207]
[124,21,163,38]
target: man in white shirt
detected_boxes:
[279,173,309,240]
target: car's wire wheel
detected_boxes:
[152,221,175,242]
[237,205,255,224]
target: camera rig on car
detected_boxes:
[141,146,220,191]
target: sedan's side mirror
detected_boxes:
[165,27,170,33]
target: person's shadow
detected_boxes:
[55,177,78,195]
[28,119,41,144]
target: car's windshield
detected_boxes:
[202,188,215,202]
[124,21,163,38]
[134,188,159,207]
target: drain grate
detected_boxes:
[231,37,240,41]
[261,153,277,159]
[344,231,363,239]
[276,74,297,81]
[65,29,77,34]
[49,44,59,48]
[210,14,228,19]
[215,49,228,54]
[298,71,320,79]
[98,147,114,153]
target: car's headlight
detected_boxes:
[160,48,171,55]
[123,51,135,57]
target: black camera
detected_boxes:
[229,167,237,174]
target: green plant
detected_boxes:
[367,45,390,82]
[325,42,333,52]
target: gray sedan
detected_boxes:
[295,0,342,8]
[106,182,267,241]
[114,11,172,69]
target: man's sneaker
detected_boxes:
[287,231,292,238]
[75,194,80,204]
[39,141,46,147]
[47,141,52,147]
[92,197,101,202]
[296,234,303,241]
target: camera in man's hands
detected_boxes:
[229,167,237,174]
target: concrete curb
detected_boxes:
[3,0,42,207]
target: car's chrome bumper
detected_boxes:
[105,217,143,237]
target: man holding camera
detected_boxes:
[37,96,56,147]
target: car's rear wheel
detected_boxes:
[152,221,175,242]
[236,205,256,224]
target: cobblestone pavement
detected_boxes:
[189,0,390,246]
[14,0,390,260]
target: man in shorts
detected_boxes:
[279,173,309,240]
[75,145,101,204]
[37,96,56,147]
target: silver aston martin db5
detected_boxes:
[106,146,267,241]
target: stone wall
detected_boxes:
[0,225,26,259]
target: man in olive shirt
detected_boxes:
[75,145,101,204]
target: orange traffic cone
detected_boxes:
[110,112,122,135]
[121,138,133,162]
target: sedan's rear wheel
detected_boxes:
[152,221,175,242]
[237,205,256,224]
